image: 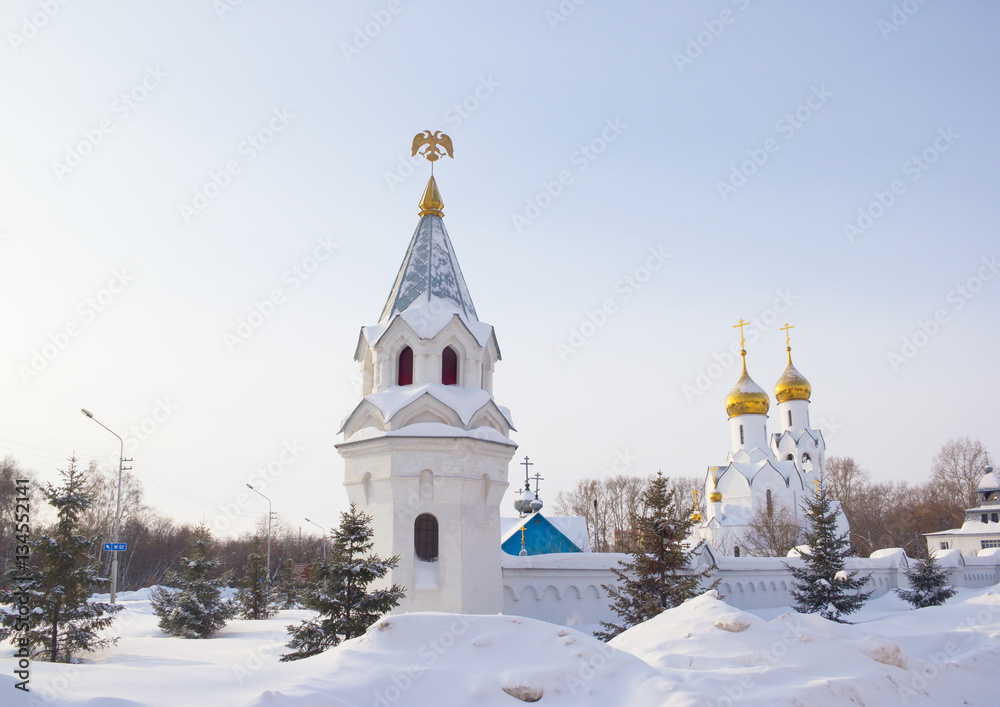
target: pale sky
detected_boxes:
[1,1,997,538]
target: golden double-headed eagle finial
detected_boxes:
[411,130,454,163]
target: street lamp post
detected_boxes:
[304,517,326,561]
[246,484,272,583]
[81,408,130,604]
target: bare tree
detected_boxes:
[826,456,869,512]
[742,505,802,557]
[930,437,987,521]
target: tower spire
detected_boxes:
[411,130,452,217]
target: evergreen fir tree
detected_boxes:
[596,472,716,641]
[895,554,957,608]
[0,456,123,662]
[274,558,301,610]
[785,481,872,622]
[234,536,278,620]
[150,525,235,638]
[281,504,404,661]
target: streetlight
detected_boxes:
[246,484,272,583]
[304,517,327,561]
[81,408,130,604]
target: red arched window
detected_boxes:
[397,346,413,386]
[442,347,458,386]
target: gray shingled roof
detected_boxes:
[378,214,478,324]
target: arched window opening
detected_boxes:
[983,513,989,524]
[442,346,458,386]
[766,490,773,517]
[397,346,413,386]
[739,425,745,445]
[734,546,741,557]
[414,514,438,561]
[785,454,794,461]
[787,410,792,427]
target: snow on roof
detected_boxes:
[360,300,497,353]
[975,469,1000,492]
[345,422,515,446]
[379,214,478,324]
[339,382,515,432]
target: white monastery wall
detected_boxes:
[501,548,1000,627]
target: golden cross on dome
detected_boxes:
[692,489,699,504]
[811,477,822,494]
[732,318,748,351]
[780,322,795,348]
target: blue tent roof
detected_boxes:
[501,512,584,556]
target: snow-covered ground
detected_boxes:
[2,584,999,706]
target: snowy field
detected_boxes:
[2,585,999,706]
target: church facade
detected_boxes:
[692,327,846,556]
[335,145,998,628]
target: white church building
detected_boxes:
[335,152,999,629]
[692,326,848,556]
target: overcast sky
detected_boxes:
[1,1,997,538]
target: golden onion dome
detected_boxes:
[725,351,770,417]
[774,348,811,403]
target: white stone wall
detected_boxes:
[501,548,1000,628]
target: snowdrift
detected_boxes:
[1,585,998,705]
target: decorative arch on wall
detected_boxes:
[583,585,601,601]
[397,346,413,386]
[565,586,582,601]
[480,473,491,504]
[362,472,374,505]
[419,469,434,502]
[542,585,560,602]
[520,586,540,602]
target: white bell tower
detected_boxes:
[336,136,516,614]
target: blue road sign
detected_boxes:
[103,543,127,552]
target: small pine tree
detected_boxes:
[596,472,716,641]
[895,554,957,609]
[235,536,278,620]
[0,456,123,662]
[282,504,404,661]
[786,481,872,622]
[274,558,301,609]
[151,525,235,638]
